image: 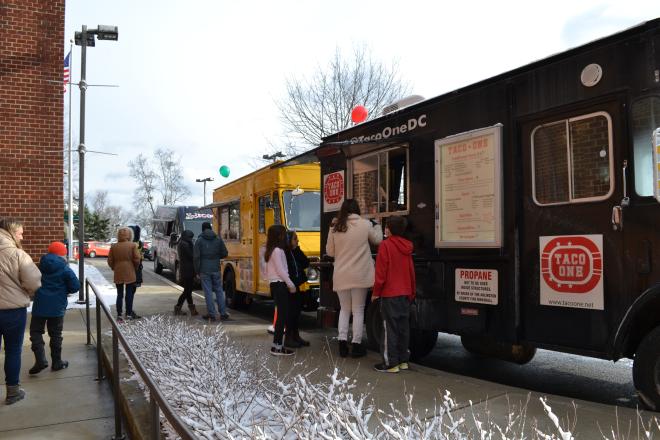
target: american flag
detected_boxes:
[63,50,71,93]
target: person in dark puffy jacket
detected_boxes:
[29,241,80,375]
[193,222,229,321]
[174,230,197,316]
[283,230,310,348]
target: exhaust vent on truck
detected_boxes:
[382,95,425,116]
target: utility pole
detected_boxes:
[196,177,214,206]
[74,24,118,303]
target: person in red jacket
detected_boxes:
[372,216,415,373]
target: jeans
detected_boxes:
[116,283,137,316]
[200,272,226,317]
[337,288,368,343]
[0,308,27,386]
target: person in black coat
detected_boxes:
[174,230,198,315]
[128,225,144,288]
[284,230,311,348]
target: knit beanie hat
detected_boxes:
[48,241,67,256]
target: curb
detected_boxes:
[100,335,156,440]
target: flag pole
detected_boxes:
[67,40,74,261]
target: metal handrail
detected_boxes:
[84,279,196,440]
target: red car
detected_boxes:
[84,241,111,258]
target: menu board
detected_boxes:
[435,125,502,248]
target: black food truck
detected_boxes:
[302,19,660,409]
[152,205,213,284]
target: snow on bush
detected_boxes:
[120,316,655,439]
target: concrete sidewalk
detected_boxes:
[0,306,116,439]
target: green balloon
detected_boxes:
[219,165,230,178]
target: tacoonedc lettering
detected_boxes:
[185,213,213,220]
[350,114,427,144]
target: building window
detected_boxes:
[350,146,408,216]
[219,201,240,240]
[632,96,660,197]
[532,112,613,205]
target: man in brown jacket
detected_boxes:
[108,227,142,321]
[0,218,42,404]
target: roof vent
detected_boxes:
[382,95,425,116]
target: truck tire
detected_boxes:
[633,326,660,410]
[224,270,247,310]
[461,335,536,365]
[409,329,438,361]
[365,298,438,360]
[365,298,383,351]
[154,255,163,274]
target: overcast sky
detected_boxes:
[64,0,660,216]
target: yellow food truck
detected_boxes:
[207,162,321,310]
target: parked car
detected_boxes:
[142,240,153,261]
[84,241,111,258]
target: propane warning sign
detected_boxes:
[323,171,345,213]
[455,269,498,305]
[539,235,604,310]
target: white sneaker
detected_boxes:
[267,325,275,335]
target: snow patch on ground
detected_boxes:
[117,316,617,440]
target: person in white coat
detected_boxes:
[326,199,383,358]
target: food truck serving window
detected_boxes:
[349,146,408,216]
[219,201,240,240]
[532,112,613,205]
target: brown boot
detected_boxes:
[174,305,186,316]
[188,304,199,316]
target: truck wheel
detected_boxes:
[88,251,96,258]
[409,329,438,361]
[154,255,163,274]
[224,270,247,310]
[301,291,320,312]
[633,326,660,410]
[365,298,383,351]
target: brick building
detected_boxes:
[0,1,65,259]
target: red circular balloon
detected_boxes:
[351,105,368,123]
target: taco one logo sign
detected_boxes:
[539,235,604,310]
[323,171,345,213]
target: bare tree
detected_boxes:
[277,45,410,154]
[155,148,190,206]
[90,190,109,214]
[129,153,159,216]
[129,148,190,217]
[104,205,131,239]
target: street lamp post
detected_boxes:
[262,151,285,162]
[75,24,118,303]
[196,177,214,206]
